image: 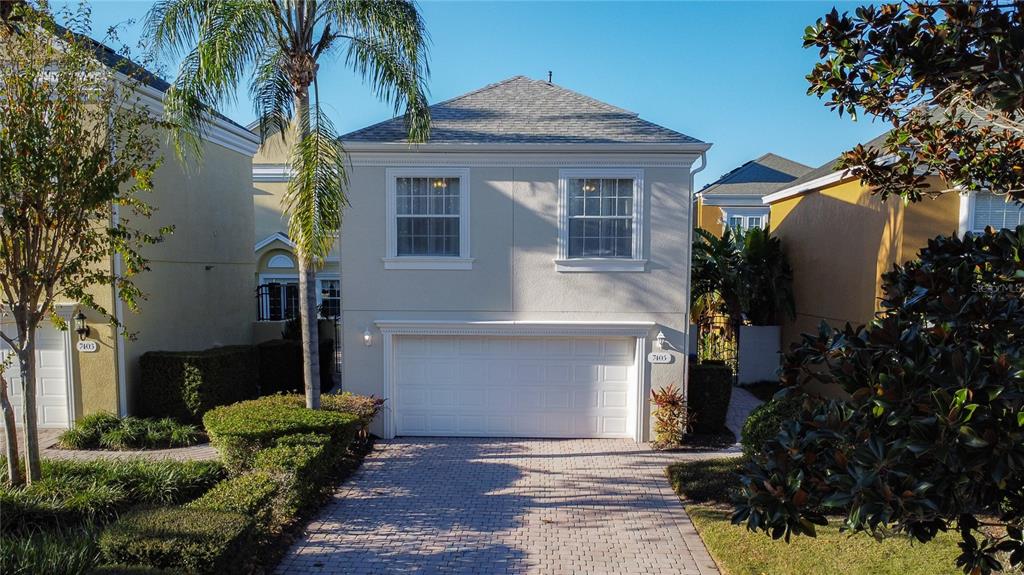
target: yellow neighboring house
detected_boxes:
[249,126,341,345]
[2,45,261,428]
[764,131,1024,349]
[696,153,811,236]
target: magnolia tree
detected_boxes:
[735,2,1024,572]
[0,4,164,485]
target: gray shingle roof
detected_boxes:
[342,76,704,145]
[700,153,812,197]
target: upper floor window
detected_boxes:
[385,168,472,270]
[723,208,768,232]
[556,169,646,272]
[256,275,340,321]
[970,191,1024,232]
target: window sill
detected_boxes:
[553,258,647,273]
[382,257,475,270]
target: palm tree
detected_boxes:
[146,0,430,409]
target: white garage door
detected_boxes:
[0,323,72,428]
[394,335,637,438]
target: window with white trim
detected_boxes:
[723,208,769,232]
[257,274,341,321]
[557,169,645,272]
[971,192,1024,232]
[385,168,471,270]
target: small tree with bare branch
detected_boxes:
[0,4,165,485]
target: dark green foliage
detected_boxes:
[0,459,224,533]
[90,566,173,574]
[0,525,101,575]
[688,363,733,433]
[203,394,358,471]
[319,338,335,391]
[739,393,804,458]
[733,228,1024,574]
[188,471,279,532]
[320,392,384,436]
[668,458,746,505]
[138,346,259,423]
[58,414,201,451]
[98,507,253,574]
[253,437,332,512]
[256,339,304,395]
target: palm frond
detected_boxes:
[249,45,295,143]
[147,0,274,158]
[284,101,348,263]
[325,0,431,142]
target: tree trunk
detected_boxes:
[17,332,40,483]
[294,89,321,410]
[0,370,23,486]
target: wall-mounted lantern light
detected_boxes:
[74,312,90,341]
[363,328,373,347]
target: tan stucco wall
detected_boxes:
[114,141,256,413]
[339,159,695,440]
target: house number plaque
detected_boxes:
[76,340,99,353]
[647,352,673,364]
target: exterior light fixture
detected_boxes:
[363,328,373,347]
[74,312,90,341]
[432,178,447,189]
[655,331,668,350]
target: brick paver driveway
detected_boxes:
[277,438,720,575]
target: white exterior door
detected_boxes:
[394,335,637,438]
[1,322,72,428]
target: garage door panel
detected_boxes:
[395,335,637,439]
[0,323,70,428]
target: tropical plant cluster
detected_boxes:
[651,384,688,448]
[57,413,202,451]
[733,227,1024,574]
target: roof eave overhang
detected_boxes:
[339,141,712,155]
[762,169,856,204]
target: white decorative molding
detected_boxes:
[557,168,646,272]
[958,191,973,237]
[374,320,656,338]
[381,330,396,439]
[254,232,295,252]
[634,336,648,442]
[762,169,854,204]
[382,257,475,270]
[553,258,647,273]
[351,156,696,168]
[252,164,292,182]
[385,167,471,269]
[266,254,295,269]
[698,194,771,207]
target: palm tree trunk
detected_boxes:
[0,370,23,486]
[17,331,40,483]
[295,89,321,410]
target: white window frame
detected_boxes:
[555,168,646,272]
[384,168,473,270]
[721,207,769,232]
[257,273,341,321]
[959,190,1024,235]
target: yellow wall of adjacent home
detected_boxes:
[900,183,961,263]
[697,201,726,237]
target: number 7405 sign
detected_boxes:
[647,352,673,364]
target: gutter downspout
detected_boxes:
[112,204,128,417]
[682,151,708,411]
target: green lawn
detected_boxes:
[668,458,963,575]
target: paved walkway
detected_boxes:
[725,386,764,446]
[0,427,218,461]
[277,438,722,575]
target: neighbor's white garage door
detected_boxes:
[394,335,637,438]
[0,322,71,428]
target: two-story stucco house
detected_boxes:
[296,76,710,442]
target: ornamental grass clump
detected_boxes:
[57,414,201,451]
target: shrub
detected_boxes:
[255,340,303,395]
[98,507,253,574]
[320,392,384,436]
[187,471,279,530]
[688,362,733,433]
[1,459,224,533]
[651,384,688,449]
[90,566,172,574]
[203,395,358,470]
[0,525,101,575]
[59,415,201,451]
[253,439,332,512]
[138,346,259,423]
[739,392,804,458]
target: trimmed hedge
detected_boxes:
[90,566,172,574]
[203,395,359,471]
[740,392,804,458]
[98,507,253,574]
[253,437,332,512]
[138,346,259,423]
[187,471,279,530]
[688,362,733,434]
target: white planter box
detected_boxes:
[738,325,781,384]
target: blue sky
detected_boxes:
[74,0,886,188]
